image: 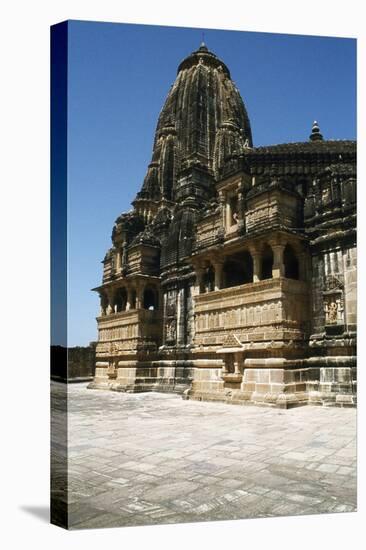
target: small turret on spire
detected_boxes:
[309,120,324,141]
[198,31,208,52]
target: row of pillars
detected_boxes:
[194,243,307,294]
[222,352,242,375]
[100,281,158,316]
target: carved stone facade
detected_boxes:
[89,44,356,408]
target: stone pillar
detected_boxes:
[234,352,241,375]
[236,184,245,232]
[252,252,261,282]
[226,198,231,229]
[136,282,145,309]
[272,244,285,278]
[218,190,225,229]
[106,290,115,315]
[126,285,133,311]
[115,249,122,273]
[176,284,186,345]
[121,241,128,268]
[195,267,205,295]
[213,260,224,291]
[237,184,244,214]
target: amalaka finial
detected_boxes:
[309,120,323,141]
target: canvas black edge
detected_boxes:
[50,20,69,530]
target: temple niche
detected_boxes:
[89,43,356,408]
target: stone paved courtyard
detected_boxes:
[59,382,357,529]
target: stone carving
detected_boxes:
[323,276,344,325]
[165,319,176,342]
[324,275,343,292]
[328,301,338,323]
[90,43,356,408]
[324,296,344,325]
[222,333,243,348]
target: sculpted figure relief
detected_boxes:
[328,301,338,323]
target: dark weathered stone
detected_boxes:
[51,344,96,381]
[90,44,356,408]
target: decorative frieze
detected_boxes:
[194,278,309,350]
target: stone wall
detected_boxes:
[344,246,357,331]
[51,344,96,381]
[308,241,356,406]
[194,278,309,350]
[310,243,356,338]
[96,309,162,359]
[68,344,96,380]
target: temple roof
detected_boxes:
[244,140,356,178]
[248,140,356,156]
[136,44,252,203]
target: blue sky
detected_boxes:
[66,20,356,346]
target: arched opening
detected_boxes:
[114,288,127,312]
[204,265,215,292]
[143,288,158,310]
[229,196,239,225]
[284,244,299,279]
[223,251,253,288]
[261,245,273,280]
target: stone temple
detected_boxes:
[89,43,356,408]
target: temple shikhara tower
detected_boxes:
[89,44,356,408]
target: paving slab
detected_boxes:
[51,382,357,529]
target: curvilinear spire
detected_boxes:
[135,43,252,206]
